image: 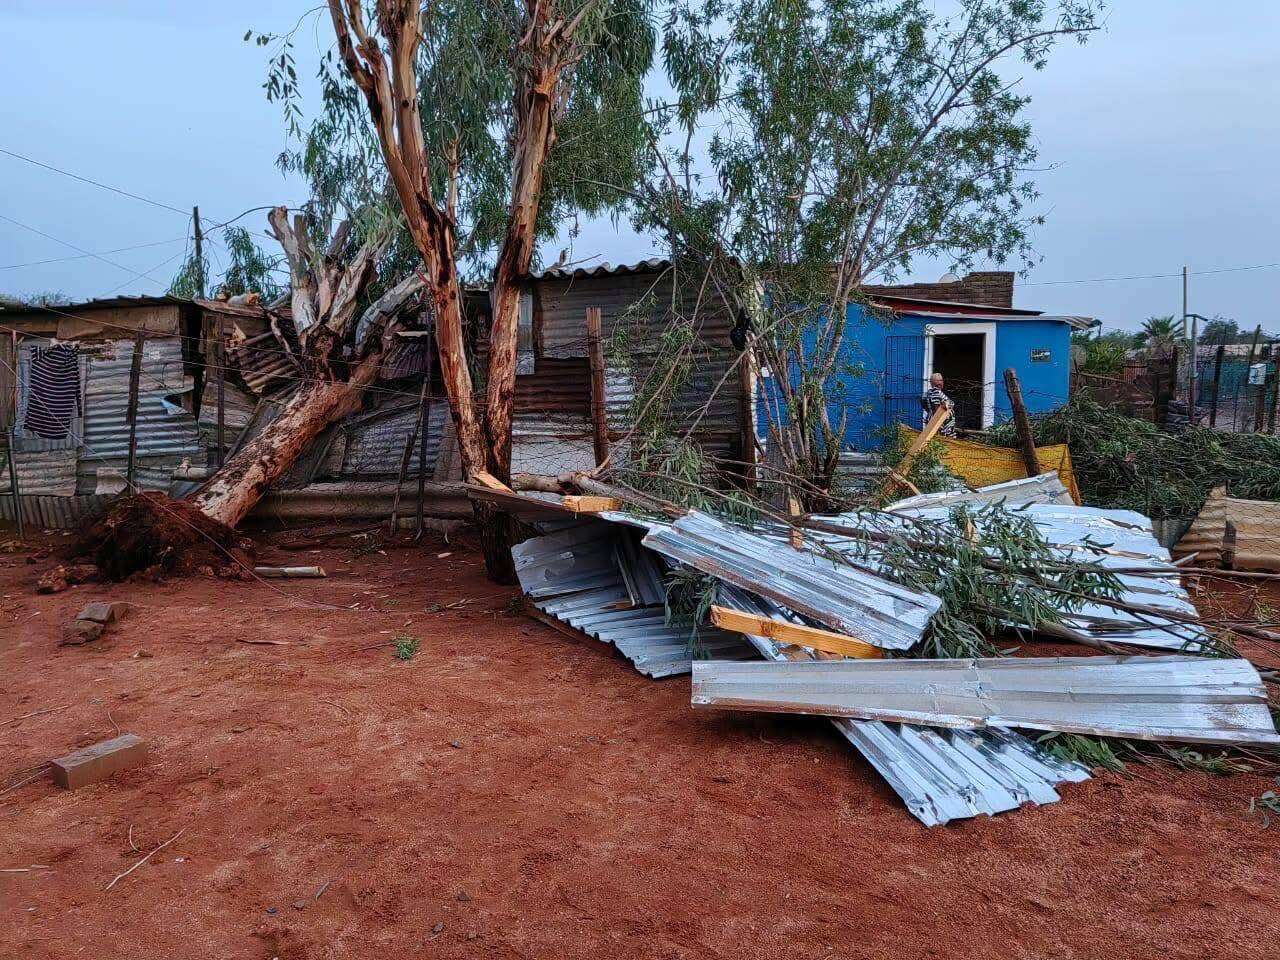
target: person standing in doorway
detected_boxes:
[922,372,957,437]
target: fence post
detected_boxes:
[4,428,22,538]
[1208,344,1225,427]
[585,306,609,467]
[1004,368,1042,476]
[124,330,145,490]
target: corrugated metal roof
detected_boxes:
[0,295,188,315]
[526,257,671,281]
[885,473,1075,513]
[641,511,942,651]
[691,655,1280,747]
[512,520,755,678]
[226,331,300,395]
[716,584,1090,826]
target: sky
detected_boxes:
[1,2,1277,332]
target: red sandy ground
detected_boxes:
[1,529,1278,960]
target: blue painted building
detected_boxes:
[760,283,1095,451]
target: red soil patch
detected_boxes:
[1,530,1278,959]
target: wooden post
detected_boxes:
[585,306,609,466]
[1208,344,1225,427]
[389,379,429,534]
[1254,345,1272,433]
[215,313,226,467]
[5,428,22,538]
[415,336,435,538]
[1003,368,1042,476]
[1264,348,1274,435]
[124,330,145,490]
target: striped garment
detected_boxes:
[922,385,957,436]
[23,343,82,440]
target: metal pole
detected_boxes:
[1181,265,1189,338]
[1188,312,1199,419]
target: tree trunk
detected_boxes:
[191,353,384,528]
[487,73,558,480]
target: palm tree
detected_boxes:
[1137,314,1179,353]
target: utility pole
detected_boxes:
[1181,265,1193,415]
[192,206,205,298]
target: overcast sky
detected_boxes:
[1,2,1277,332]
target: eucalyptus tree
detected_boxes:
[631,0,1101,500]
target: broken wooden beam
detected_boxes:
[709,604,884,660]
[562,495,622,514]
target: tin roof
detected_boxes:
[0,295,189,315]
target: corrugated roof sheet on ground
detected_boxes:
[641,510,941,651]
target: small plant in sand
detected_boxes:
[393,635,420,661]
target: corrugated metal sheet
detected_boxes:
[0,493,108,529]
[527,257,670,281]
[717,584,1090,826]
[825,500,1207,652]
[886,472,1074,513]
[226,331,299,395]
[512,520,755,678]
[0,446,78,496]
[81,338,203,460]
[641,511,942,651]
[512,413,596,476]
[1177,487,1280,571]
[530,267,742,462]
[323,401,447,479]
[691,655,1280,747]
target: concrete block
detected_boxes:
[78,601,131,625]
[51,734,148,790]
[60,620,105,645]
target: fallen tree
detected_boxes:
[79,206,425,580]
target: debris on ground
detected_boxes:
[493,472,1280,827]
[70,492,253,582]
[50,734,148,790]
[252,566,327,578]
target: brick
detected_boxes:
[77,601,131,625]
[50,734,148,790]
[60,620,105,645]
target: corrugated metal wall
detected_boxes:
[323,401,448,479]
[0,446,78,496]
[79,338,204,491]
[531,268,742,463]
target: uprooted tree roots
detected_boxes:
[71,492,255,582]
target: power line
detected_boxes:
[1017,260,1280,287]
[0,147,191,217]
[0,211,177,287]
[0,236,189,271]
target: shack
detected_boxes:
[760,271,1095,451]
[0,296,208,527]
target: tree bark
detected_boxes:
[191,350,383,528]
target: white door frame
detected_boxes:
[923,322,997,429]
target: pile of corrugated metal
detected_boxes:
[502,473,1280,827]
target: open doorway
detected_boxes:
[925,324,995,430]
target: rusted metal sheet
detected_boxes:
[641,511,941,650]
[691,655,1280,747]
[226,331,299,395]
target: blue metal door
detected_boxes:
[884,335,925,433]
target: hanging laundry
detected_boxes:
[23,343,82,440]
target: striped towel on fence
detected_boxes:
[23,343,82,440]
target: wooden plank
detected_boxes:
[879,403,950,497]
[470,470,513,492]
[563,495,622,514]
[710,604,884,659]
